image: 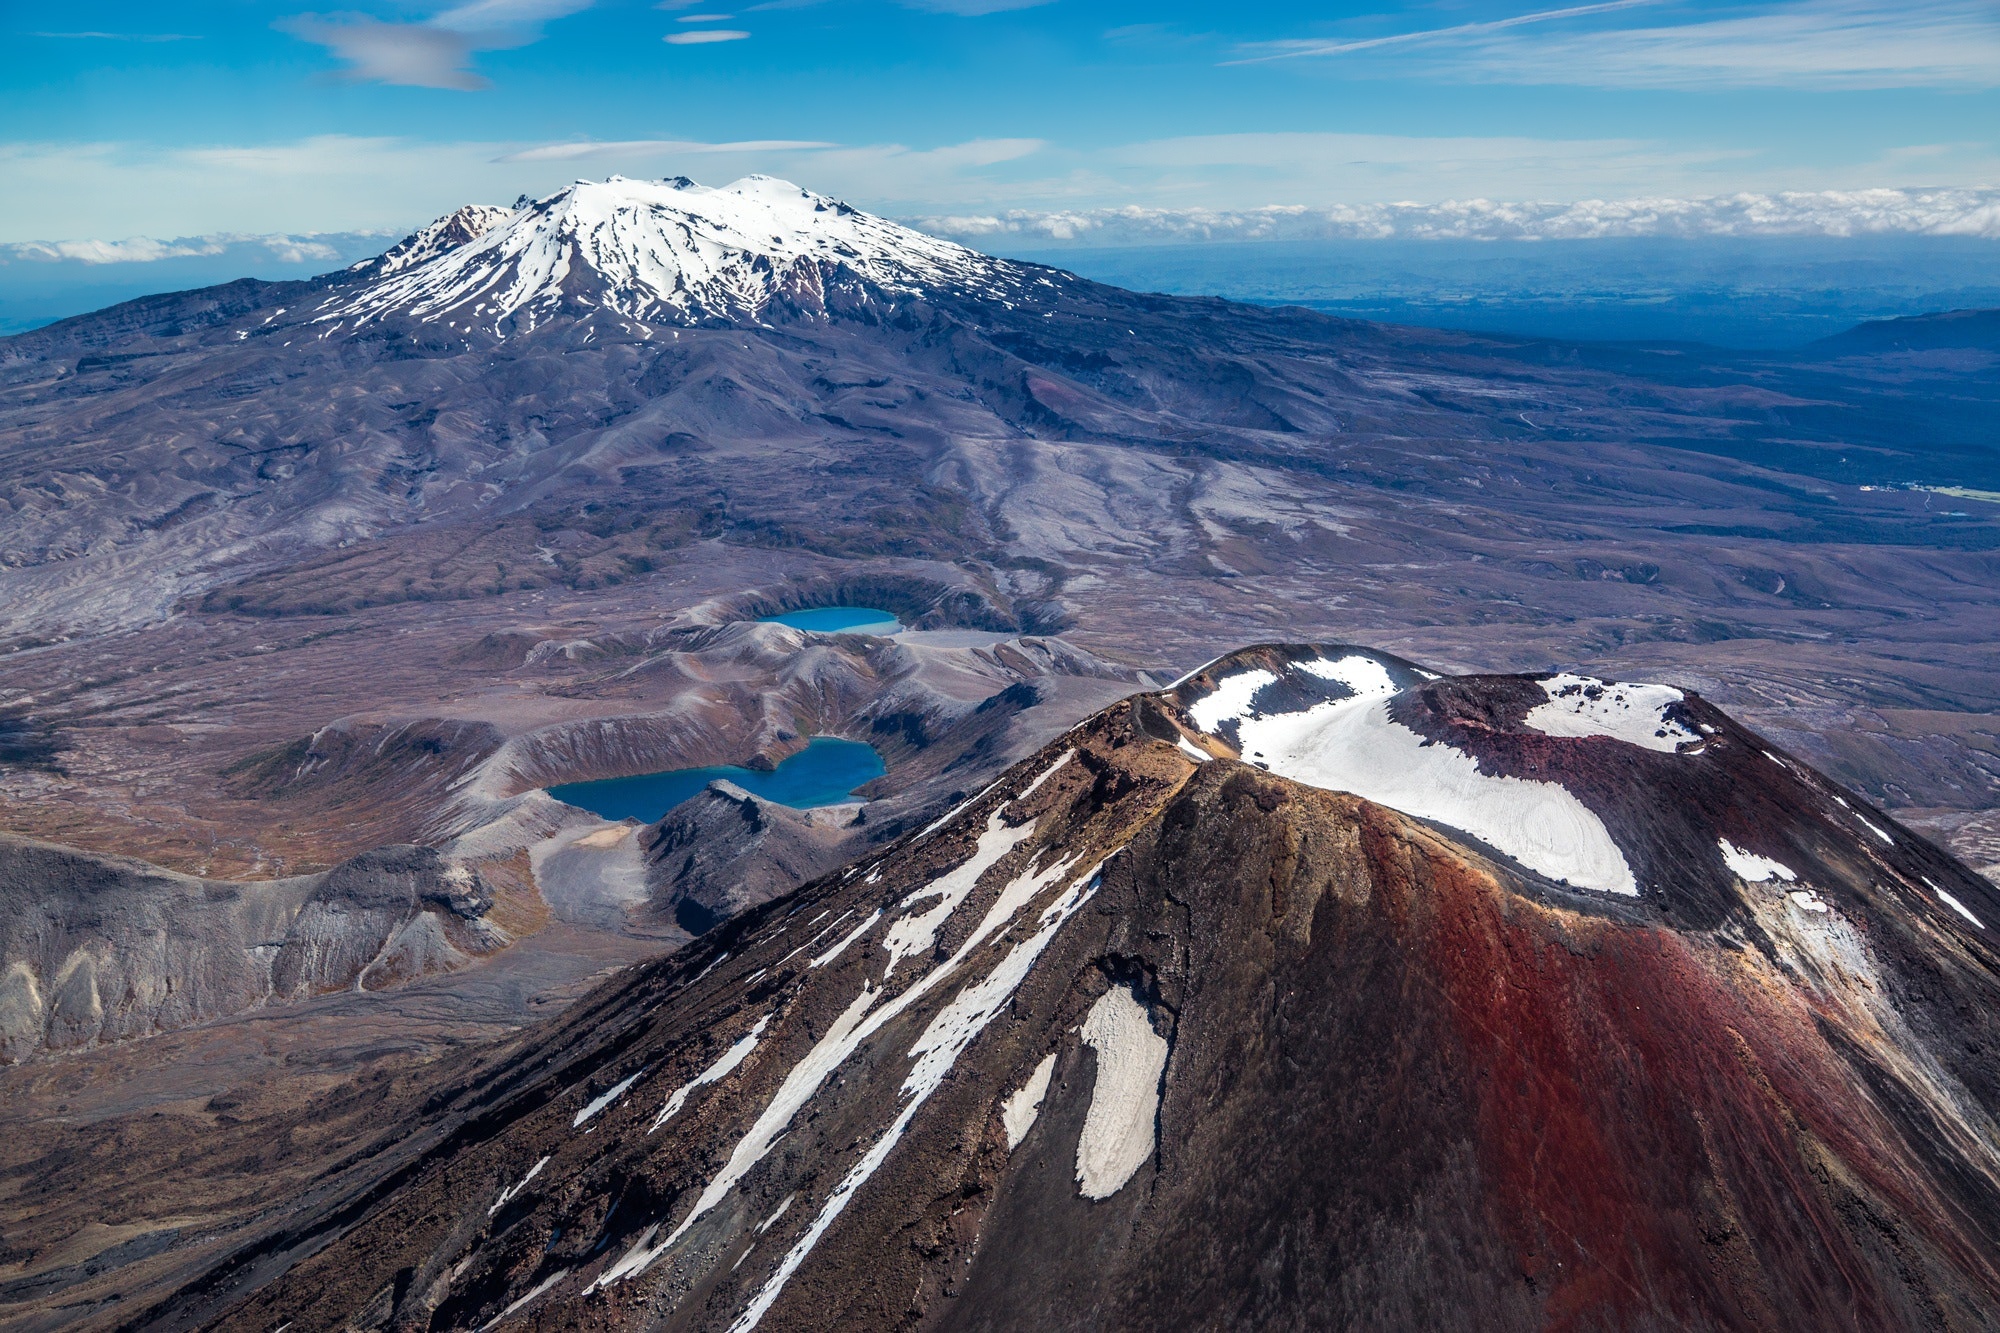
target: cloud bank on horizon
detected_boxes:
[3,0,1997,244]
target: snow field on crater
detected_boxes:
[1076,986,1169,1200]
[1524,673,1698,753]
[1192,658,1638,896]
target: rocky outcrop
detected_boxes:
[641,781,862,936]
[83,645,2000,1333]
[0,837,504,1061]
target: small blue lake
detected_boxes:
[545,737,886,823]
[759,606,902,634]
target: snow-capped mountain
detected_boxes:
[128,646,2000,1331]
[318,175,1033,334]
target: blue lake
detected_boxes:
[759,606,902,634]
[545,737,886,823]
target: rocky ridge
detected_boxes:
[0,837,507,1062]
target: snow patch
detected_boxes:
[1075,985,1169,1200]
[1174,734,1212,764]
[480,1268,568,1331]
[1186,669,1277,733]
[1719,839,1798,883]
[1297,654,1397,696]
[1524,673,1697,753]
[1002,1053,1058,1149]
[881,751,1073,977]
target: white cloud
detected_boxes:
[3,132,1996,243]
[498,138,834,161]
[664,28,750,42]
[1,233,363,266]
[915,187,2000,244]
[280,0,593,90]
[279,17,492,91]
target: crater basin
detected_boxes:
[544,737,886,823]
[759,606,903,634]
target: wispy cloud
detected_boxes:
[664,28,749,42]
[499,137,833,161]
[29,30,199,41]
[1467,0,2000,89]
[1238,0,2000,90]
[1229,0,1659,65]
[279,0,592,90]
[901,0,1057,12]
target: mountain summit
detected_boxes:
[110,646,2000,1332]
[319,176,1027,334]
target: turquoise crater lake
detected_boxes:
[759,606,902,634]
[544,737,886,823]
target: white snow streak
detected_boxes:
[480,1268,568,1331]
[808,911,880,969]
[590,785,1091,1295]
[1075,985,1169,1200]
[1855,812,1896,845]
[725,862,1106,1332]
[573,1069,645,1129]
[488,1155,550,1216]
[882,751,1073,977]
[1174,734,1212,764]
[651,1016,772,1132]
[1927,877,1985,929]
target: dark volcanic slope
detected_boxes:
[51,646,2000,1333]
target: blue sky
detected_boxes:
[3,0,1998,241]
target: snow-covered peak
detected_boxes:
[321,175,1018,334]
[372,204,517,276]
